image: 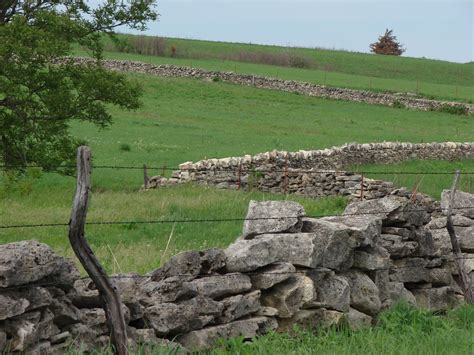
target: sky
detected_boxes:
[122,0,473,63]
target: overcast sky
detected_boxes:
[122,0,473,63]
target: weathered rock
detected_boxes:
[189,273,252,299]
[302,219,357,270]
[412,229,435,257]
[383,282,416,308]
[261,276,315,318]
[390,258,453,287]
[50,297,81,327]
[345,308,372,330]
[250,262,296,290]
[256,306,279,317]
[412,286,459,311]
[127,327,188,354]
[219,290,261,323]
[427,225,474,253]
[151,251,202,282]
[278,308,344,332]
[319,215,382,247]
[352,246,391,271]
[70,279,100,308]
[308,274,350,312]
[429,229,453,256]
[344,196,429,227]
[427,215,473,230]
[380,234,418,258]
[225,233,320,272]
[0,241,79,288]
[140,276,197,304]
[342,271,381,316]
[0,294,29,320]
[144,296,224,336]
[200,248,226,274]
[0,331,6,352]
[441,190,474,218]
[177,316,278,351]
[242,200,304,238]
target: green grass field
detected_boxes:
[89,34,474,103]
[1,73,473,274]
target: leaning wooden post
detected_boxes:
[68,146,129,354]
[446,170,474,304]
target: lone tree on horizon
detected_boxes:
[370,29,406,56]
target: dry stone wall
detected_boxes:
[1,192,473,353]
[65,57,474,114]
[147,142,473,205]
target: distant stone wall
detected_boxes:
[64,57,474,114]
[147,142,473,205]
[1,193,472,352]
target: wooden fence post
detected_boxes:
[143,164,149,189]
[446,170,473,304]
[68,146,129,354]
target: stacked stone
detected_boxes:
[1,193,471,352]
[62,57,474,114]
[427,190,474,287]
[146,142,473,207]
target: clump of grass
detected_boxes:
[391,99,405,109]
[434,103,469,116]
[119,143,131,152]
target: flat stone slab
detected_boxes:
[189,273,252,299]
[177,316,278,351]
[242,200,305,238]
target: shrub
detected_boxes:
[435,104,469,116]
[119,143,131,152]
[370,29,406,56]
[392,100,405,109]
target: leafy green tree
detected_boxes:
[0,1,158,172]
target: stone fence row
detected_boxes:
[147,142,473,205]
[63,57,474,114]
[1,193,473,353]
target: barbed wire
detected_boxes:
[4,255,474,291]
[1,163,473,175]
[1,206,473,230]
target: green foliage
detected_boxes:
[435,104,470,116]
[391,99,405,109]
[0,0,158,171]
[119,143,131,152]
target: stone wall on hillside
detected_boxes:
[146,142,473,205]
[1,192,473,353]
[63,57,474,114]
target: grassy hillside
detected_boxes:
[1,73,473,274]
[90,34,474,103]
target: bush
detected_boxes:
[370,29,405,56]
[119,143,131,152]
[435,104,469,116]
[392,100,405,109]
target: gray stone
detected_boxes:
[344,196,429,227]
[151,251,201,282]
[70,278,100,308]
[250,262,296,289]
[412,286,459,311]
[127,328,188,354]
[219,290,261,323]
[342,270,381,316]
[383,282,417,308]
[261,275,315,318]
[382,227,413,239]
[189,273,252,299]
[390,258,429,284]
[177,316,278,351]
[380,234,418,258]
[200,248,226,274]
[140,276,197,304]
[302,219,358,270]
[225,233,320,272]
[319,215,382,247]
[144,296,224,336]
[0,241,79,288]
[50,297,81,327]
[353,246,391,270]
[50,331,71,345]
[441,190,474,218]
[0,294,29,320]
[430,229,453,256]
[0,331,6,352]
[278,309,344,332]
[345,308,372,330]
[309,275,350,312]
[255,306,279,316]
[242,200,304,238]
[427,215,473,230]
